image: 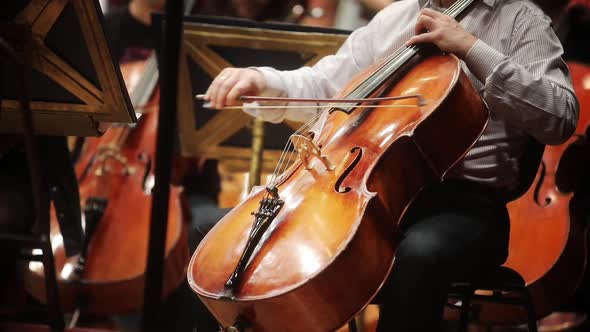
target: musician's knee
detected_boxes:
[395,230,446,271]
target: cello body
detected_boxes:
[23,60,189,315]
[188,54,488,331]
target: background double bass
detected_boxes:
[440,61,590,330]
[502,62,590,322]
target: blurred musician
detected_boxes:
[104,0,162,62]
[298,0,340,26]
[556,0,590,63]
[358,0,394,18]
[194,0,340,26]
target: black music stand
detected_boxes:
[0,1,134,330]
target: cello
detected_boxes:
[188,0,488,330]
[23,55,188,315]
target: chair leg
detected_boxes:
[41,236,65,331]
[522,290,538,332]
[458,291,472,332]
[348,317,358,332]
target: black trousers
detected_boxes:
[154,194,230,332]
[376,180,510,332]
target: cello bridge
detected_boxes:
[94,147,135,176]
[290,134,334,171]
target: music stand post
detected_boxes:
[0,24,64,331]
[141,1,184,331]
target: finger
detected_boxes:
[406,31,437,46]
[415,14,437,35]
[206,68,231,95]
[206,68,231,103]
[214,70,240,109]
[226,80,255,106]
[210,69,235,108]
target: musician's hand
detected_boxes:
[406,8,478,59]
[205,68,266,109]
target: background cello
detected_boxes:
[23,55,188,316]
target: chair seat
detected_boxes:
[451,266,525,291]
[450,266,537,332]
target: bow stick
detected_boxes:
[195,94,427,110]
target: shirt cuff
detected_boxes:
[253,66,286,94]
[242,67,288,123]
[464,39,508,83]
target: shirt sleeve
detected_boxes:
[245,4,391,123]
[464,10,579,146]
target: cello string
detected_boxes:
[268,48,424,186]
[267,106,322,188]
[267,62,415,188]
[354,47,416,99]
[345,46,413,101]
[269,103,336,187]
[448,0,474,18]
[269,100,386,187]
[275,101,341,180]
[273,98,362,181]
[269,106,327,186]
[266,0,472,189]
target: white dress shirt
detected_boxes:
[246,0,579,191]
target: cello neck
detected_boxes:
[442,0,478,20]
[388,0,479,66]
[340,0,479,113]
[128,53,159,109]
[110,55,159,150]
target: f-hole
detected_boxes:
[335,147,363,193]
[533,161,551,207]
